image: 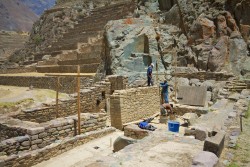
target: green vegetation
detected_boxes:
[245,102,250,118]
[227,163,239,167]
[0,98,34,108]
[33,34,44,45]
[228,103,250,167]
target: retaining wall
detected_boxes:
[0,75,93,93]
[110,87,160,130]
[13,81,111,123]
[0,113,107,156]
[0,127,115,167]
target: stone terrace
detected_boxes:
[32,1,135,74]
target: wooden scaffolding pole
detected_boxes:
[56,77,60,118]
[77,65,81,135]
[174,48,177,100]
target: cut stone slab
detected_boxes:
[203,132,225,157]
[113,136,137,152]
[177,86,207,106]
[192,151,218,167]
[124,124,149,139]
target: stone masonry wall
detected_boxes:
[0,125,26,141]
[13,81,111,123]
[0,67,36,74]
[0,113,107,156]
[0,127,115,167]
[110,87,160,130]
[0,75,93,94]
[106,75,128,94]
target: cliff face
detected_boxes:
[104,0,250,81]
[5,0,250,80]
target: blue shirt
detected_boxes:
[160,82,168,93]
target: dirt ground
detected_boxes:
[0,85,71,114]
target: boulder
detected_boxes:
[190,16,216,41]
[113,136,137,152]
[165,4,180,26]
[192,151,218,167]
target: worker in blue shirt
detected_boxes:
[147,63,154,86]
[160,80,169,103]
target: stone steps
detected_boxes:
[58,58,101,65]
[224,80,247,92]
[36,64,100,73]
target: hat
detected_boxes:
[151,63,154,67]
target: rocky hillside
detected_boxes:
[5,0,250,81]
[0,0,38,31]
[105,0,250,81]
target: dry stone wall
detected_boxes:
[0,113,107,156]
[0,75,93,93]
[0,125,26,141]
[110,87,160,130]
[13,81,111,123]
[106,75,128,93]
[0,127,115,167]
[0,67,36,74]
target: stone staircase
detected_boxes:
[34,0,135,74]
[224,79,248,92]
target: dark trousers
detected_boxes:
[147,77,153,86]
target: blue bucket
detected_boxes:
[168,121,180,133]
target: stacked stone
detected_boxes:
[173,104,208,116]
[0,113,107,156]
[110,87,160,129]
[0,75,93,94]
[107,75,128,93]
[0,127,115,167]
[13,79,111,123]
[0,124,26,141]
[0,135,30,156]
[174,71,234,81]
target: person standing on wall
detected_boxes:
[160,80,170,103]
[147,63,154,86]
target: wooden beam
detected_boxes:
[77,65,81,135]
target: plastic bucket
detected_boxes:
[168,121,180,133]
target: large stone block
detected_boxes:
[203,132,225,157]
[192,151,218,167]
[195,127,208,141]
[124,124,149,139]
[113,136,137,152]
[27,127,45,135]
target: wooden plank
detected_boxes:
[177,86,207,106]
